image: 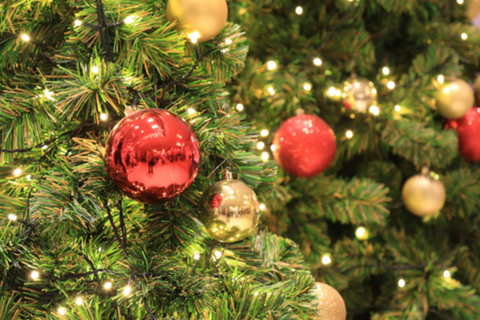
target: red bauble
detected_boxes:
[446,107,480,162]
[105,109,200,203]
[272,114,337,177]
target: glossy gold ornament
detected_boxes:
[314,283,347,320]
[166,0,228,43]
[199,171,260,243]
[341,76,377,113]
[436,79,474,119]
[402,168,446,217]
[467,0,480,20]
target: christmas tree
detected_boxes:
[0,0,324,319]
[228,0,480,319]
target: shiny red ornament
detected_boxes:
[105,109,200,203]
[445,107,480,162]
[272,114,337,177]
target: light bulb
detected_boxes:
[187,31,201,43]
[387,81,395,89]
[123,286,131,295]
[382,67,390,75]
[346,130,353,139]
[458,0,464,3]
[91,66,99,74]
[261,152,269,161]
[100,113,108,121]
[58,307,66,315]
[355,227,367,239]
[267,86,276,95]
[193,253,200,260]
[335,89,342,97]
[260,129,269,137]
[369,105,380,116]
[303,83,312,91]
[21,34,30,42]
[225,38,232,45]
[75,297,83,305]
[327,87,336,97]
[395,105,401,112]
[27,175,31,181]
[8,214,17,221]
[443,270,451,278]
[188,108,196,115]
[104,282,112,289]
[321,255,332,265]
[31,271,39,279]
[461,33,468,40]
[256,142,265,150]
[254,292,259,296]
[313,58,322,66]
[398,279,405,288]
[214,250,222,259]
[270,144,276,152]
[295,6,303,14]
[13,168,22,176]
[437,75,444,84]
[236,103,244,111]
[259,203,266,210]
[267,61,277,70]
[124,15,136,25]
[74,20,82,26]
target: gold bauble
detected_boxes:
[199,172,260,243]
[436,79,474,119]
[166,0,228,43]
[341,76,377,113]
[402,170,446,217]
[314,283,347,320]
[467,0,480,20]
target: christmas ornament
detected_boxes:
[402,168,446,217]
[445,107,480,162]
[467,0,480,21]
[272,114,336,177]
[314,283,347,320]
[199,170,260,243]
[166,0,228,43]
[105,109,200,204]
[341,76,377,112]
[436,79,474,119]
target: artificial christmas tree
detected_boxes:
[228,0,480,318]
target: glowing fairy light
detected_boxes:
[369,105,380,116]
[21,34,30,42]
[100,113,108,121]
[74,20,82,26]
[75,297,83,305]
[193,253,200,260]
[261,152,269,161]
[260,129,269,137]
[313,58,322,66]
[437,75,444,84]
[382,67,390,75]
[387,81,395,89]
[346,130,353,139]
[124,15,137,25]
[395,105,401,112]
[123,286,132,295]
[8,214,17,221]
[321,255,332,265]
[236,103,244,111]
[259,203,266,210]
[256,142,265,150]
[104,282,112,289]
[398,279,405,288]
[295,6,303,15]
[188,31,201,43]
[13,168,22,176]
[267,61,277,70]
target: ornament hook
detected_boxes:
[225,167,233,180]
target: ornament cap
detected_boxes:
[225,168,233,180]
[421,166,430,176]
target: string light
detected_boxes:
[91,66,99,74]
[346,130,353,139]
[193,253,200,260]
[270,145,276,152]
[75,297,83,305]
[461,33,468,40]
[369,105,380,116]
[187,31,201,43]
[21,34,30,42]
[398,279,406,288]
[355,227,368,240]
[104,282,112,289]
[303,83,312,91]
[321,255,332,265]
[261,152,269,161]
[437,74,444,84]
[74,20,82,26]
[187,108,196,115]
[42,145,48,150]
[13,168,22,176]
[267,61,277,70]
[382,67,390,75]
[256,142,265,150]
[214,250,222,259]
[313,58,322,66]
[395,105,401,112]
[387,81,395,89]
[225,38,232,45]
[100,113,108,121]
[236,103,244,111]
[30,271,39,279]
[259,203,266,210]
[254,292,259,296]
[457,0,464,3]
[327,87,336,97]
[295,6,303,15]
[123,286,132,295]
[267,86,276,95]
[124,15,137,25]
[58,307,66,315]
[8,214,18,221]
[260,129,269,137]
[335,89,342,97]
[443,270,451,278]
